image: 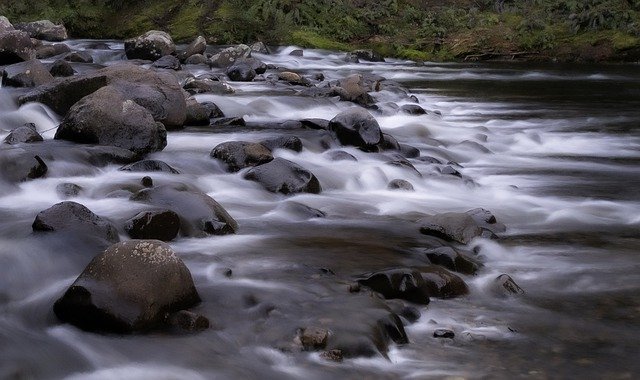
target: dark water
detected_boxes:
[0,43,639,379]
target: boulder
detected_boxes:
[419,210,501,244]
[119,159,179,174]
[400,104,427,115]
[334,74,376,106]
[328,108,382,151]
[421,246,480,275]
[420,266,469,298]
[210,44,251,68]
[345,50,385,62]
[210,141,273,172]
[49,59,74,77]
[278,71,310,86]
[56,183,83,198]
[0,16,13,33]
[54,86,167,156]
[244,158,322,195]
[1,59,54,87]
[250,41,270,54]
[236,57,267,74]
[379,133,400,151]
[387,179,414,191]
[131,184,238,237]
[325,150,357,161]
[183,77,234,95]
[259,136,303,152]
[178,35,206,61]
[226,62,256,82]
[0,30,36,64]
[32,201,119,245]
[357,268,431,304]
[3,123,43,144]
[491,274,525,297]
[185,99,223,125]
[0,151,47,182]
[124,30,175,61]
[184,54,207,65]
[53,240,201,333]
[152,55,181,70]
[124,210,180,241]
[289,49,303,57]
[14,20,68,41]
[63,51,93,63]
[36,43,71,59]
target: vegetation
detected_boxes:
[2,0,640,62]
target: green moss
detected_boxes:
[168,1,204,42]
[289,30,352,51]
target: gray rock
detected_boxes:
[259,136,303,152]
[400,104,427,115]
[15,20,67,41]
[244,158,322,195]
[185,99,223,125]
[492,274,525,297]
[49,59,74,77]
[421,246,481,275]
[358,268,431,304]
[325,150,357,161]
[210,44,251,68]
[63,51,93,63]
[250,41,270,54]
[184,53,207,65]
[36,43,71,59]
[210,141,273,172]
[125,30,175,61]
[178,35,206,61]
[419,212,486,244]
[387,179,414,191]
[56,183,82,198]
[1,59,54,87]
[0,151,47,182]
[328,108,382,151]
[298,327,329,350]
[119,159,179,174]
[183,77,234,95]
[0,16,13,33]
[152,55,181,70]
[124,210,180,241]
[345,50,385,62]
[0,30,35,64]
[226,62,256,82]
[3,123,43,144]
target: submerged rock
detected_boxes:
[244,158,322,195]
[53,240,201,333]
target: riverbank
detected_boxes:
[2,0,640,63]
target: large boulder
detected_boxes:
[244,158,322,195]
[14,20,68,41]
[210,44,251,68]
[0,16,13,33]
[419,209,501,244]
[124,30,175,61]
[328,108,382,151]
[226,62,256,82]
[53,240,201,333]
[0,30,35,65]
[3,123,43,144]
[54,86,167,156]
[333,74,376,106]
[210,141,273,172]
[1,59,54,87]
[358,269,431,304]
[420,265,469,298]
[131,184,238,237]
[124,210,180,241]
[32,201,119,245]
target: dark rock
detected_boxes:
[279,201,326,219]
[15,20,67,41]
[49,59,74,77]
[53,240,201,333]
[346,49,385,62]
[85,146,137,166]
[237,57,267,74]
[125,30,175,61]
[379,133,401,151]
[387,179,414,191]
[184,78,235,95]
[141,176,153,187]
[358,269,431,304]
[399,144,420,158]
[54,86,167,156]
[320,350,343,362]
[419,212,487,244]
[210,141,273,172]
[300,118,329,130]
[244,158,322,195]
[400,104,427,115]
[124,210,180,241]
[328,108,382,151]
[185,100,224,125]
[32,201,119,245]
[433,329,455,339]
[420,266,469,298]
[289,49,303,57]
[3,123,43,144]
[1,59,54,87]
[56,183,82,198]
[166,310,209,331]
[492,274,525,297]
[0,30,35,64]
[325,150,357,161]
[259,136,303,152]
[36,43,71,59]
[184,54,207,65]
[63,51,93,63]
[210,44,251,68]
[377,313,409,344]
[131,184,238,237]
[0,151,48,182]
[152,55,181,70]
[418,156,443,164]
[422,246,480,275]
[119,159,179,174]
[226,62,256,81]
[441,166,462,177]
[211,117,245,127]
[178,36,206,61]
[298,327,329,350]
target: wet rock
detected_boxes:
[152,55,181,70]
[141,176,153,187]
[211,117,245,127]
[49,59,74,77]
[345,49,385,62]
[278,71,309,86]
[32,201,119,245]
[119,159,179,174]
[237,57,267,74]
[441,165,462,177]
[185,99,224,125]
[433,329,455,339]
[399,144,420,158]
[178,36,206,61]
[1,59,54,87]
[210,141,273,172]
[298,327,329,350]
[184,53,207,65]
[85,146,137,166]
[289,49,303,57]
[250,41,270,54]
[300,118,329,130]
[36,43,71,59]
[328,108,382,151]
[417,156,443,164]
[420,265,469,298]
[0,151,47,182]
[492,274,525,297]
[333,74,376,106]
[15,20,67,41]
[183,77,234,95]
[244,158,322,195]
[358,269,431,304]
[388,179,414,191]
[55,86,167,156]
[210,44,251,68]
[260,136,303,152]
[377,313,409,345]
[131,184,238,237]
[63,51,93,63]
[379,133,401,151]
[320,350,343,362]
[56,183,82,198]
[279,201,326,219]
[226,62,256,82]
[3,123,43,144]
[0,30,35,64]
[419,212,488,244]
[325,150,358,161]
[53,240,201,333]
[166,310,209,331]
[125,30,175,61]
[400,104,427,115]
[421,246,481,275]
[124,210,180,241]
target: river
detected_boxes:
[0,42,639,379]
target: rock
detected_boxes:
[0,30,35,64]
[3,123,43,144]
[0,16,13,32]
[178,36,206,61]
[49,59,74,77]
[211,117,245,127]
[358,269,431,304]
[300,118,329,130]
[152,55,181,70]
[166,310,209,331]
[289,49,303,57]
[185,99,224,125]
[421,246,480,275]
[237,57,267,74]
[278,201,326,219]
[320,350,343,362]
[419,212,487,244]
[420,266,469,298]
[55,86,167,156]
[333,74,376,106]
[400,104,427,115]
[328,108,382,151]
[244,158,322,195]
[1,59,54,87]
[278,71,309,86]
[210,141,273,172]
[32,201,119,245]
[119,159,179,174]
[0,151,47,182]
[387,179,414,191]
[56,183,82,198]
[399,144,420,158]
[250,41,270,54]
[417,156,442,164]
[36,43,71,59]
[226,62,256,82]
[125,30,175,61]
[259,136,303,152]
[441,166,462,178]
[63,51,93,63]
[492,274,525,297]
[345,49,385,62]
[124,210,180,241]
[53,240,201,333]
[183,77,235,95]
[184,53,207,65]
[325,150,357,161]
[433,329,455,339]
[141,176,153,187]
[379,133,401,151]
[131,184,238,237]
[210,44,251,68]
[298,327,329,350]
[14,20,67,41]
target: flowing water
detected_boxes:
[0,42,639,379]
